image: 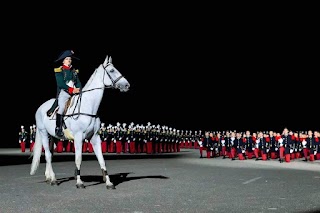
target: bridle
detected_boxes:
[64,62,125,118]
[103,62,124,89]
[81,62,125,92]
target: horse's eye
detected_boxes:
[109,69,114,72]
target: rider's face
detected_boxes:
[63,57,72,67]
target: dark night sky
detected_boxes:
[4,6,318,148]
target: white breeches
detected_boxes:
[57,90,71,114]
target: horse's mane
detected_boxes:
[82,66,100,90]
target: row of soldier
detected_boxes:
[18,124,320,162]
[199,128,320,163]
[19,122,188,154]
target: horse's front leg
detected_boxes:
[91,133,115,189]
[74,134,85,188]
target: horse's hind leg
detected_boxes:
[91,133,115,189]
[42,133,57,185]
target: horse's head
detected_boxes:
[102,55,130,92]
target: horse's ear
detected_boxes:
[109,56,112,64]
[103,55,109,67]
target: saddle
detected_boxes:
[46,96,75,118]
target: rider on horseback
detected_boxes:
[51,50,82,137]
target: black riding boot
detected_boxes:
[55,113,64,137]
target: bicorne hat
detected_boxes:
[55,50,80,62]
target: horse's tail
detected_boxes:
[30,126,42,175]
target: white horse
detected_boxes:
[30,55,130,189]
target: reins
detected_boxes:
[63,63,124,120]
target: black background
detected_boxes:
[4,4,318,148]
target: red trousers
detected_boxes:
[108,142,115,153]
[279,147,285,159]
[206,149,211,158]
[82,143,88,153]
[88,142,93,153]
[101,141,107,153]
[270,152,277,159]
[20,142,25,152]
[303,148,309,159]
[66,142,74,152]
[222,146,226,156]
[185,142,189,149]
[123,142,129,153]
[261,151,267,161]
[56,141,64,153]
[309,154,315,161]
[194,141,199,149]
[254,148,260,159]
[180,142,185,148]
[146,142,152,154]
[238,153,245,160]
[285,154,291,162]
[246,151,254,159]
[130,142,135,153]
[116,141,122,154]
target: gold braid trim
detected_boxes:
[54,66,63,72]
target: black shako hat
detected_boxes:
[55,50,80,62]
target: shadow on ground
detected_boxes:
[0,151,189,166]
[39,172,169,189]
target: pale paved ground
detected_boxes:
[0,148,319,213]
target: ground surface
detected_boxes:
[0,148,319,213]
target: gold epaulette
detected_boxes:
[54,66,63,72]
[75,69,79,73]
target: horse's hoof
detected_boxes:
[106,185,115,190]
[46,179,51,184]
[50,181,58,186]
[76,184,85,189]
